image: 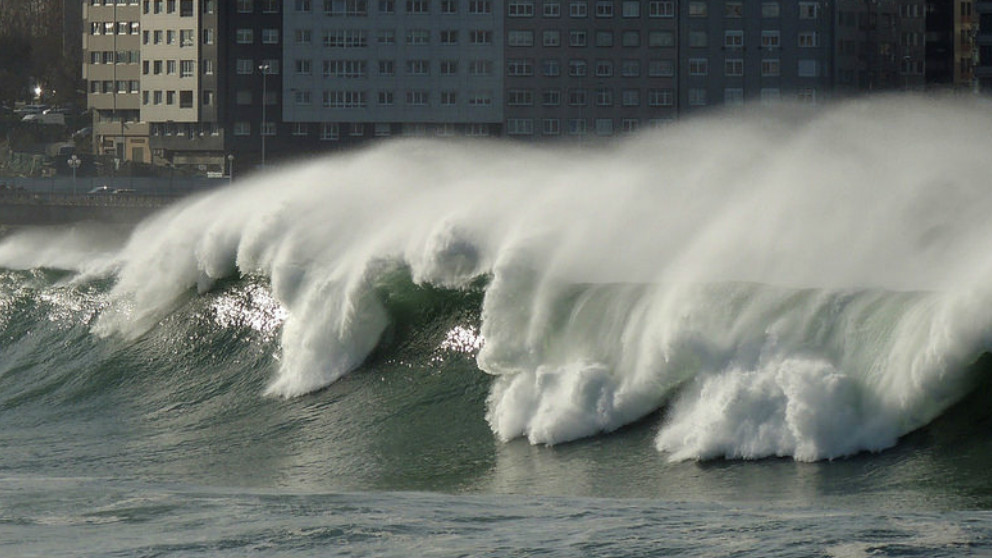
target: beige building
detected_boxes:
[82,0,150,163]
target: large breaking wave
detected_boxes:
[3,96,992,462]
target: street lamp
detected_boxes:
[67,155,81,195]
[227,154,234,185]
[258,64,270,168]
[34,86,42,101]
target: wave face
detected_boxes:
[3,96,992,462]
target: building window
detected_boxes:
[621,89,639,106]
[687,88,707,106]
[295,90,312,104]
[542,58,560,76]
[725,58,743,76]
[621,30,640,46]
[295,29,312,43]
[469,60,494,75]
[406,0,430,12]
[506,59,534,76]
[797,59,819,77]
[543,30,561,46]
[322,90,368,108]
[798,1,817,18]
[760,88,780,104]
[647,59,672,76]
[296,0,312,9]
[595,0,613,17]
[323,30,368,47]
[688,58,708,76]
[647,88,673,106]
[321,123,339,140]
[569,30,587,46]
[567,119,587,135]
[761,58,780,77]
[595,31,614,46]
[406,90,430,105]
[377,30,396,44]
[507,119,534,136]
[508,30,533,46]
[440,60,458,74]
[725,88,744,106]
[542,89,561,105]
[595,59,613,76]
[688,0,706,16]
[595,118,613,135]
[406,59,430,75]
[379,60,396,75]
[544,1,560,16]
[180,60,195,77]
[295,59,312,74]
[467,91,492,105]
[179,90,193,108]
[725,1,742,16]
[237,59,254,74]
[468,0,491,13]
[378,90,395,105]
[761,1,779,17]
[262,0,279,11]
[724,30,743,49]
[621,59,639,76]
[262,29,280,44]
[167,60,177,75]
[236,29,254,44]
[542,118,560,135]
[507,89,534,105]
[648,30,674,47]
[325,60,367,78]
[569,1,587,17]
[688,31,707,48]
[798,31,817,48]
[568,88,587,105]
[761,30,780,49]
[234,122,251,136]
[508,0,535,16]
[568,59,587,76]
[261,122,276,136]
[471,30,494,44]
[440,30,459,44]
[595,87,613,106]
[324,0,370,15]
[293,123,309,136]
[407,29,431,44]
[440,91,457,105]
[202,29,214,44]
[647,0,673,16]
[238,0,253,11]
[440,0,457,12]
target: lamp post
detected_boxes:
[227,154,234,184]
[258,64,270,168]
[67,155,81,195]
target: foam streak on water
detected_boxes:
[5,96,992,461]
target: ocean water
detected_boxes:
[3,97,992,556]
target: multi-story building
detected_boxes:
[142,0,225,168]
[80,0,972,168]
[223,0,283,164]
[977,0,992,91]
[502,0,677,139]
[678,0,832,110]
[278,0,504,147]
[82,0,148,162]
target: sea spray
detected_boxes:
[3,96,992,460]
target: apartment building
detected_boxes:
[82,0,148,162]
[278,0,504,145]
[142,0,225,168]
[224,0,283,162]
[676,0,833,110]
[977,0,992,91]
[502,0,678,139]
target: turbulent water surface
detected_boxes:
[3,97,992,556]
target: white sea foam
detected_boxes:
[5,96,992,460]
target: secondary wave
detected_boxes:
[2,95,992,462]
